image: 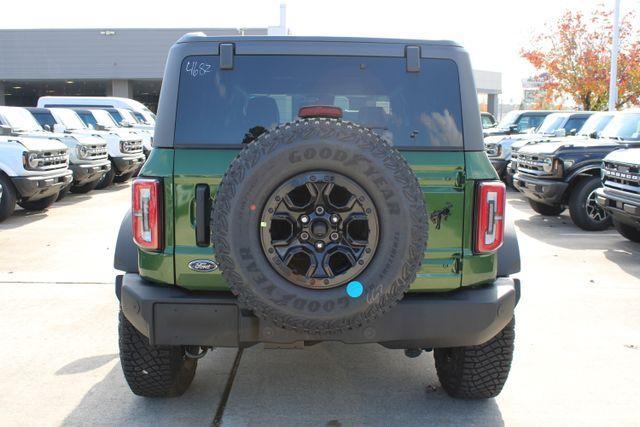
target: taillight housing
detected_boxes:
[132,178,163,251]
[474,181,506,254]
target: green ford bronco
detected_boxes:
[114,35,521,400]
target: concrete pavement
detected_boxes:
[0,186,639,426]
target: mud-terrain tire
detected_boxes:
[70,179,100,194]
[528,199,564,216]
[114,171,135,184]
[212,119,427,334]
[0,174,17,222]
[18,194,57,211]
[96,167,115,189]
[569,176,612,231]
[435,318,515,399]
[613,220,640,243]
[118,311,197,397]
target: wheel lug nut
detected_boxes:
[300,215,309,224]
[315,206,325,215]
[330,214,339,224]
[315,241,324,250]
[300,232,309,241]
[330,232,339,241]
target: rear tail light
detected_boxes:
[132,178,163,251]
[474,181,506,253]
[298,105,343,119]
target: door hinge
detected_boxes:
[454,170,466,189]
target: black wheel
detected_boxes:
[96,167,115,189]
[70,179,100,194]
[118,311,197,397]
[212,119,427,334]
[0,174,17,222]
[18,194,57,211]
[435,318,515,399]
[568,176,611,231]
[114,171,134,184]
[528,199,564,216]
[613,220,640,243]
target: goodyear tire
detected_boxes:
[212,119,427,334]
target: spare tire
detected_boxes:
[212,119,427,333]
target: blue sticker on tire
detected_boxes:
[346,281,364,298]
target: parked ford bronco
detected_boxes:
[595,113,640,242]
[485,111,592,182]
[0,133,71,221]
[114,35,521,400]
[512,112,636,230]
[483,109,553,138]
[71,108,145,187]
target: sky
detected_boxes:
[2,0,639,103]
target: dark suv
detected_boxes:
[512,112,637,231]
[114,35,521,400]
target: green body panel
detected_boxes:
[138,148,499,292]
[137,149,175,285]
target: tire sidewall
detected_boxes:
[213,120,427,332]
[569,176,611,230]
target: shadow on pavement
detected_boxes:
[61,349,237,426]
[0,209,50,230]
[223,343,505,427]
[56,354,118,375]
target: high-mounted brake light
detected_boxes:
[474,181,506,253]
[132,178,163,251]
[298,105,343,119]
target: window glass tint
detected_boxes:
[77,111,98,128]
[107,110,124,124]
[32,112,57,128]
[536,115,564,134]
[517,114,546,132]
[481,114,495,129]
[563,117,587,133]
[175,55,463,148]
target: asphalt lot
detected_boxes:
[1,184,639,426]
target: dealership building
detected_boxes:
[0,27,502,114]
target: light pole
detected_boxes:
[608,0,621,111]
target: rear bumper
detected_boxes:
[112,154,145,175]
[596,187,640,227]
[513,173,568,205]
[117,273,519,349]
[11,170,73,201]
[70,160,111,185]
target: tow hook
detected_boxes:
[185,346,211,359]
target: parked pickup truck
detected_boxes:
[114,35,521,400]
[595,113,640,242]
[512,112,639,231]
[71,108,146,187]
[485,111,592,181]
[0,133,72,221]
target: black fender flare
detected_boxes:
[565,163,602,182]
[114,209,139,273]
[497,219,520,277]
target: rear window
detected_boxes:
[175,55,463,149]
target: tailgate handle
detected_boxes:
[195,184,211,247]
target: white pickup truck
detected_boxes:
[0,132,72,222]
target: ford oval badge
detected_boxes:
[188,259,218,272]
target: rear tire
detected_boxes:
[435,318,515,399]
[118,311,197,397]
[528,199,564,216]
[114,171,134,184]
[568,177,611,231]
[96,167,115,189]
[0,174,17,222]
[613,220,640,243]
[70,179,100,194]
[18,194,57,211]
